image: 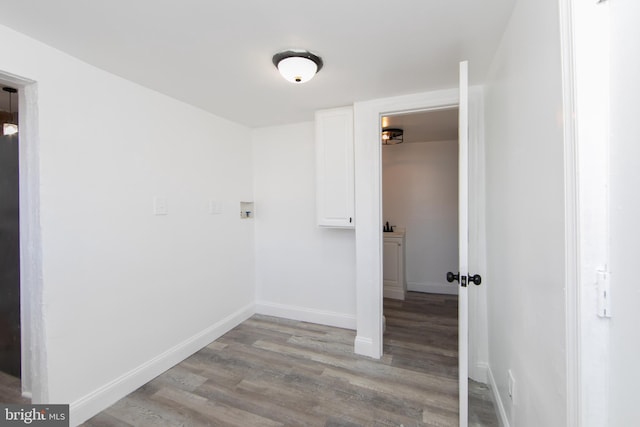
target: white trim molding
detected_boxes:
[407,281,459,296]
[560,1,613,426]
[353,335,375,357]
[255,301,356,330]
[559,1,581,426]
[18,81,44,402]
[473,362,489,385]
[488,367,511,427]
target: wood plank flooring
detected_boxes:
[81,292,497,426]
[0,370,29,404]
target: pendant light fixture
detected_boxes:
[272,50,323,84]
[2,87,18,136]
[382,128,403,145]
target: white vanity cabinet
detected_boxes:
[315,106,354,228]
[383,232,406,300]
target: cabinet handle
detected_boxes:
[349,217,352,223]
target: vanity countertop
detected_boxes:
[383,231,405,238]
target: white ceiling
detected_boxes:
[0,0,515,128]
[383,108,459,143]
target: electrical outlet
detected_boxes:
[508,369,516,403]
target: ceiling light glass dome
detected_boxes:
[272,50,324,84]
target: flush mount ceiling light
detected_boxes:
[2,87,18,136]
[272,50,323,84]
[382,128,403,145]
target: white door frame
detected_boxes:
[0,70,46,402]
[353,86,486,367]
[559,0,609,425]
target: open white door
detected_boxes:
[453,59,485,427]
[445,61,481,426]
[458,60,470,427]
[354,59,481,422]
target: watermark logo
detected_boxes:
[0,405,68,426]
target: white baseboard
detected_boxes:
[354,335,380,358]
[69,303,255,426]
[487,366,511,427]
[255,301,356,330]
[407,281,459,295]
[471,361,489,384]
[383,288,405,300]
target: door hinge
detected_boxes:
[596,269,611,318]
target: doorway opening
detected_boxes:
[380,106,468,418]
[381,106,460,371]
[353,80,491,425]
[381,108,459,301]
[0,71,43,403]
[0,84,21,379]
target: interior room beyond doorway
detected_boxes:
[0,84,21,380]
[382,108,459,299]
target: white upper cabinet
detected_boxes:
[315,106,355,228]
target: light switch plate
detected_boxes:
[153,197,168,215]
[209,200,222,215]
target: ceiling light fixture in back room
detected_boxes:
[2,87,18,136]
[382,128,403,145]
[272,49,323,84]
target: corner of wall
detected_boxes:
[69,303,255,425]
[255,301,356,330]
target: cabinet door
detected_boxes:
[383,240,400,284]
[315,106,354,228]
[383,238,405,300]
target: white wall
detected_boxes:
[0,24,255,424]
[608,1,640,425]
[382,140,458,295]
[252,122,356,328]
[484,0,566,425]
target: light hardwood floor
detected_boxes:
[79,292,497,426]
